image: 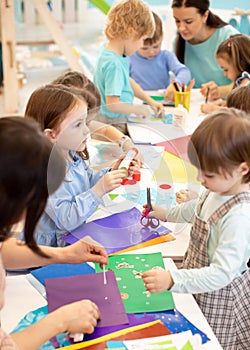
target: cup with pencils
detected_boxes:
[173,79,195,112]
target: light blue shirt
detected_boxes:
[129,50,191,90]
[185,25,239,88]
[167,191,250,294]
[94,47,134,120]
[20,152,110,247]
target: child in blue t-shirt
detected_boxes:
[93,0,165,134]
[129,12,191,101]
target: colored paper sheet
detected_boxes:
[62,207,172,255]
[95,253,175,313]
[62,320,171,350]
[121,187,176,207]
[156,135,191,162]
[137,309,210,344]
[153,151,198,184]
[30,263,94,286]
[45,271,128,328]
[116,330,202,350]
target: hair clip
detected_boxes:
[227,36,231,48]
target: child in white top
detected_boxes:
[142,108,250,349]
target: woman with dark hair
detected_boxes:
[171,0,238,99]
[0,117,108,349]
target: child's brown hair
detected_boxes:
[25,84,90,160]
[188,108,250,183]
[143,12,163,46]
[216,34,250,81]
[227,85,250,114]
[105,0,155,40]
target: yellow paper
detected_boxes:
[152,151,198,184]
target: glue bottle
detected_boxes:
[119,148,138,177]
[173,104,187,128]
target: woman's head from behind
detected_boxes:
[0,117,65,255]
[25,84,90,159]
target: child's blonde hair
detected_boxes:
[105,0,155,40]
[216,34,250,80]
[188,108,250,183]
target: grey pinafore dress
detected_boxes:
[182,191,250,349]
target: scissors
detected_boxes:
[140,188,159,228]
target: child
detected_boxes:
[227,84,250,113]
[52,71,143,164]
[23,84,130,247]
[201,34,250,114]
[177,83,250,205]
[142,108,250,349]
[93,0,165,134]
[129,12,191,101]
[0,116,108,349]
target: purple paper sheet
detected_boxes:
[45,271,128,327]
[62,207,171,254]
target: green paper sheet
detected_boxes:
[96,253,175,313]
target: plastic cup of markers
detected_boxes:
[174,90,191,112]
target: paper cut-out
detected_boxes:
[95,253,175,313]
[45,271,128,328]
[62,207,172,254]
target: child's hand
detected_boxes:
[176,189,199,204]
[142,203,167,222]
[133,104,151,119]
[200,102,219,114]
[149,100,165,117]
[163,85,175,101]
[200,81,220,100]
[56,300,100,335]
[142,268,174,292]
[92,170,127,197]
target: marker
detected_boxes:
[205,87,210,103]
[173,81,180,92]
[187,78,195,91]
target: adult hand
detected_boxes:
[142,268,174,293]
[61,240,108,267]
